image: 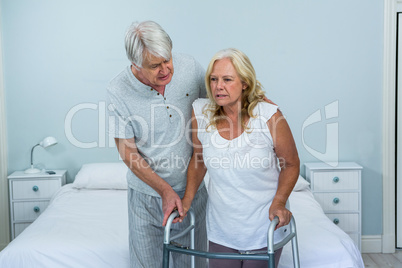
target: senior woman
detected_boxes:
[180,48,300,268]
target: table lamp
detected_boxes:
[25,136,58,174]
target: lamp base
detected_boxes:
[25,168,41,174]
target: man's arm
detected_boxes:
[114,138,183,226]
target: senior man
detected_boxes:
[107,20,208,268]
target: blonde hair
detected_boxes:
[204,48,265,131]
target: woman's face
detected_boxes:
[209,58,247,109]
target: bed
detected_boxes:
[0,162,364,268]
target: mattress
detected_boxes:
[0,185,130,268]
[0,179,364,267]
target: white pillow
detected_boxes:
[72,162,128,189]
[293,175,311,191]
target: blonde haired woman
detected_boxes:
[180,48,300,268]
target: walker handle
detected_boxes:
[268,216,280,254]
[164,209,195,244]
[163,209,196,267]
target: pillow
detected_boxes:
[72,162,128,189]
[293,175,311,191]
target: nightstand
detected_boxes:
[8,170,67,239]
[304,162,362,250]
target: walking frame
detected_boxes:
[163,209,300,268]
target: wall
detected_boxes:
[0,0,384,237]
[0,2,10,249]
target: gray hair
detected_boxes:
[125,21,173,68]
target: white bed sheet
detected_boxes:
[0,184,364,268]
[0,184,129,268]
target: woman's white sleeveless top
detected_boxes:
[192,98,288,250]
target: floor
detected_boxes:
[362,250,402,268]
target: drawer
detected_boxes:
[13,201,49,221]
[12,179,61,200]
[325,213,359,232]
[14,223,32,238]
[313,192,359,212]
[311,170,359,191]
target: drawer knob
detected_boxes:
[333,197,340,204]
[333,176,340,183]
[33,206,40,213]
[32,185,39,192]
[333,218,340,225]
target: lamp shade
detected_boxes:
[40,136,58,148]
[25,136,58,174]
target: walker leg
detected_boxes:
[163,244,170,268]
[268,252,275,268]
[290,217,300,268]
[291,236,300,268]
[190,212,195,268]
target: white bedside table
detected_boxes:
[8,170,67,239]
[304,162,362,250]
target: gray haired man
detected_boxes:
[107,21,208,267]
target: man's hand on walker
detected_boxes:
[161,188,184,226]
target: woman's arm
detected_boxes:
[178,109,207,222]
[267,109,300,229]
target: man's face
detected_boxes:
[136,52,174,88]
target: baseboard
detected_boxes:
[361,235,383,253]
[382,233,397,253]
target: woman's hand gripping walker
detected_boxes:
[162,208,300,268]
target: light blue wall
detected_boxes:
[1,0,384,235]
